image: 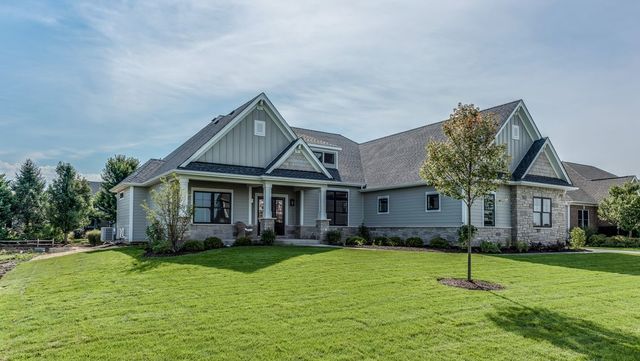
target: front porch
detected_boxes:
[180,176,332,242]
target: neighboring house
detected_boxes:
[112,93,576,245]
[563,162,638,234]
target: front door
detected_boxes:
[257,197,286,236]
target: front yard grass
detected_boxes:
[1,246,639,360]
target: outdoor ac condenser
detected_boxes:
[101,227,115,242]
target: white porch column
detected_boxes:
[248,186,253,224]
[299,190,305,226]
[179,177,189,216]
[318,185,327,220]
[263,182,273,219]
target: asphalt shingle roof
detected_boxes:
[563,162,637,204]
[512,138,547,181]
[180,162,337,181]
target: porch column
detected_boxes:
[178,177,189,216]
[260,182,275,233]
[316,185,329,242]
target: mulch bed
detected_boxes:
[438,278,504,291]
[0,261,18,279]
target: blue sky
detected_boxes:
[0,0,638,181]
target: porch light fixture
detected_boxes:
[290,199,295,207]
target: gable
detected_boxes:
[265,139,333,178]
[277,149,318,172]
[495,104,542,171]
[528,150,559,178]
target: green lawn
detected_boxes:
[1,247,639,361]
[587,246,640,251]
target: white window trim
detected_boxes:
[254,119,266,136]
[482,192,497,227]
[254,192,289,226]
[377,195,390,215]
[512,124,520,140]
[191,187,235,225]
[327,187,350,227]
[425,192,441,213]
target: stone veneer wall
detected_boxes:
[511,185,568,244]
[189,224,235,240]
[367,227,511,246]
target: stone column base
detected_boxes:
[260,218,275,235]
[316,219,330,242]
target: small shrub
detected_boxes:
[151,240,173,255]
[86,230,102,246]
[234,236,253,247]
[569,227,586,249]
[181,240,204,252]
[405,237,424,247]
[345,236,366,246]
[388,236,404,247]
[515,240,529,253]
[583,227,598,241]
[428,236,449,249]
[457,225,477,248]
[146,219,165,244]
[204,237,224,250]
[325,229,342,245]
[260,229,276,245]
[357,224,371,242]
[587,233,607,246]
[72,229,85,240]
[373,236,389,246]
[546,241,566,252]
[602,235,640,248]
[480,240,501,254]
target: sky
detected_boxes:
[0,0,638,182]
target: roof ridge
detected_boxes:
[590,175,636,181]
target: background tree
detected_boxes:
[420,103,509,281]
[94,155,139,222]
[142,173,192,252]
[12,159,46,239]
[46,162,92,243]
[0,174,14,239]
[599,181,640,237]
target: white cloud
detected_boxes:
[0,160,101,183]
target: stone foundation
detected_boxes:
[188,224,234,240]
[316,219,330,241]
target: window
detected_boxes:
[578,209,589,228]
[426,193,440,212]
[377,196,389,214]
[254,120,265,136]
[313,151,337,166]
[193,191,232,224]
[484,194,496,227]
[512,124,520,140]
[533,197,552,227]
[119,192,124,199]
[327,191,348,226]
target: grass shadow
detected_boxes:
[111,246,336,274]
[487,305,640,359]
[494,253,640,276]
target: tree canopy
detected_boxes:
[0,174,14,239]
[46,162,92,242]
[94,155,139,222]
[12,159,46,238]
[420,103,509,280]
[599,181,640,237]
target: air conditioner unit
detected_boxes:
[101,227,115,242]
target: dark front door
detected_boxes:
[257,197,286,236]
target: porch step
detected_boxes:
[274,238,323,246]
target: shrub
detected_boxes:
[428,236,449,249]
[204,237,224,250]
[569,227,586,250]
[373,236,389,246]
[151,240,173,255]
[405,237,424,247]
[146,219,165,244]
[181,240,204,252]
[583,227,598,241]
[72,229,85,240]
[547,241,567,252]
[345,236,366,246]
[480,241,501,254]
[86,230,102,246]
[234,236,253,247]
[457,225,477,247]
[388,236,404,247]
[515,240,529,253]
[587,233,607,246]
[260,229,276,245]
[357,224,371,242]
[602,235,640,248]
[325,229,342,245]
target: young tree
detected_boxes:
[12,159,46,239]
[0,174,14,239]
[599,181,640,237]
[94,155,139,222]
[142,173,192,252]
[46,162,92,243]
[420,103,509,281]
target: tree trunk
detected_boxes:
[64,231,68,244]
[467,201,472,282]
[629,230,633,238]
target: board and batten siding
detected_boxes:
[495,108,536,171]
[131,187,149,241]
[196,108,290,167]
[302,187,363,227]
[116,188,130,237]
[469,185,512,229]
[362,186,463,227]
